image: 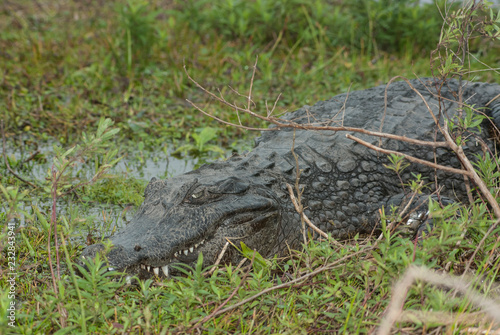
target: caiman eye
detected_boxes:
[191,190,204,199]
[183,188,208,204]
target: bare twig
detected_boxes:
[205,241,230,276]
[1,121,37,188]
[191,253,256,331]
[346,134,470,176]
[234,257,248,273]
[486,93,500,107]
[173,244,375,333]
[289,130,307,245]
[22,149,40,164]
[398,310,497,328]
[376,182,426,241]
[377,265,500,335]
[463,326,500,335]
[247,56,258,111]
[286,183,343,247]
[184,65,449,148]
[326,84,351,127]
[267,92,282,117]
[442,123,500,218]
[388,76,443,130]
[462,217,500,276]
[398,181,426,218]
[187,90,451,147]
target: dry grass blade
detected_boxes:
[377,265,500,335]
[398,310,497,328]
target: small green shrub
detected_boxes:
[109,0,160,77]
[171,0,445,55]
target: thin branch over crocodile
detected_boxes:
[81,78,500,279]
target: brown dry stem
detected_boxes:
[184,63,500,218]
[346,134,470,176]
[286,183,342,247]
[377,265,500,335]
[1,120,38,188]
[173,244,375,334]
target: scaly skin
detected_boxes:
[81,78,500,278]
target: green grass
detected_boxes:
[5,0,498,146]
[1,0,500,333]
[5,220,500,333]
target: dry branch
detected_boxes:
[184,62,500,219]
[1,120,38,188]
[346,134,470,176]
[286,183,343,247]
[184,65,448,148]
[377,265,500,335]
[172,244,376,333]
[398,310,498,328]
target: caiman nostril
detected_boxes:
[134,245,142,251]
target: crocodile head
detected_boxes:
[80,164,282,279]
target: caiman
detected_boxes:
[81,78,500,278]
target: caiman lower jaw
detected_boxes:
[128,237,209,280]
[124,209,279,280]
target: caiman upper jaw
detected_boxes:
[81,200,279,279]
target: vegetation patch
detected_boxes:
[1,0,500,334]
[83,177,146,207]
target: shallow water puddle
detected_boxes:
[2,141,200,243]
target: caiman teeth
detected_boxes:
[178,239,206,257]
[135,238,208,277]
[162,265,169,277]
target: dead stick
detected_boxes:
[440,125,500,218]
[185,66,449,149]
[1,121,37,188]
[286,183,342,247]
[191,253,256,330]
[205,241,230,276]
[175,245,375,332]
[377,265,500,335]
[462,217,500,277]
[346,134,470,176]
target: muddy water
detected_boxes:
[3,141,198,181]
[2,141,200,243]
